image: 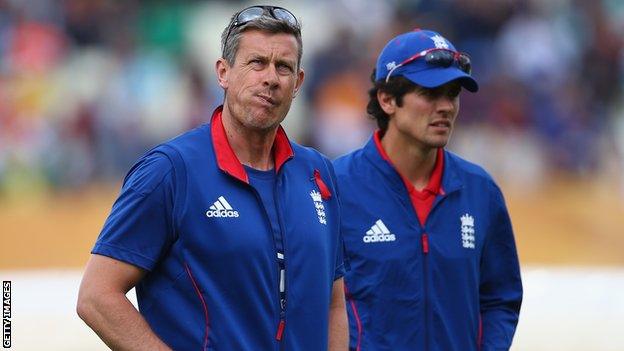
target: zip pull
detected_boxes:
[276,319,286,340]
[279,269,285,294]
[422,233,429,254]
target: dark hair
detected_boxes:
[221,13,303,70]
[366,69,419,132]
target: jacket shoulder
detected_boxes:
[332,148,366,177]
[158,124,210,153]
[445,150,504,196]
[291,141,333,165]
[446,151,494,180]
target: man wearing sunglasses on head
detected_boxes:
[77,5,347,351]
[333,29,522,350]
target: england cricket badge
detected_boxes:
[309,169,331,225]
[460,213,475,249]
[310,190,326,225]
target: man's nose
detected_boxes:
[435,95,456,114]
[262,64,280,89]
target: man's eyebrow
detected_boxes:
[246,53,268,61]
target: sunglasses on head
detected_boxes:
[224,5,298,46]
[385,48,472,83]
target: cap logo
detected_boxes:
[431,34,449,49]
[386,61,397,71]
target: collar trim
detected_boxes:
[210,106,294,183]
[372,130,445,196]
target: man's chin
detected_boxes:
[245,111,285,131]
[428,138,450,149]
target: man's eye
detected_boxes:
[277,63,293,73]
[249,59,263,66]
[448,87,461,98]
[419,89,439,99]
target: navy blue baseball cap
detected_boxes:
[375,29,479,92]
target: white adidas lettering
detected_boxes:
[363,219,396,243]
[206,196,239,218]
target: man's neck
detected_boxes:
[381,129,438,191]
[221,109,277,171]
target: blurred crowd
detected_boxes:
[1,0,623,197]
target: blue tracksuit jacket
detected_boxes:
[333,135,522,351]
[93,106,344,350]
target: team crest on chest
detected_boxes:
[310,190,327,225]
[460,213,475,249]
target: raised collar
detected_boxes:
[364,130,462,196]
[210,106,294,184]
[372,130,445,196]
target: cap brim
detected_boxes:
[403,67,479,92]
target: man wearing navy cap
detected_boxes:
[77,5,347,350]
[334,29,522,350]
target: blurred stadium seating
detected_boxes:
[1,0,623,350]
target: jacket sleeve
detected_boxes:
[479,184,523,350]
[92,151,177,271]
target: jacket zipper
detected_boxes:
[273,176,289,350]
[249,186,287,348]
[420,190,454,351]
[422,233,430,351]
[275,252,286,342]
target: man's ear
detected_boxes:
[292,68,305,98]
[377,90,397,115]
[216,58,229,89]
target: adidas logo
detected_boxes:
[363,219,396,243]
[206,196,239,218]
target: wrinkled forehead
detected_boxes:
[236,30,300,61]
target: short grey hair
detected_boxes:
[220,12,303,70]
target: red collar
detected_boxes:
[211,106,294,183]
[373,130,445,196]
